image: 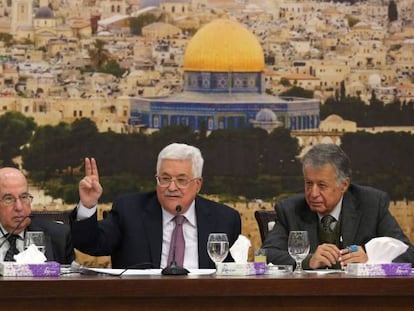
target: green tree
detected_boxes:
[0,32,14,47]
[88,39,109,69]
[98,59,127,78]
[262,127,300,175]
[0,112,36,166]
[279,86,314,98]
[129,13,158,35]
[347,16,360,28]
[22,122,72,180]
[279,77,291,87]
[66,118,99,172]
[340,80,346,100]
[388,0,398,22]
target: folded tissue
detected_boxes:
[0,245,60,277]
[346,237,411,276]
[216,235,267,275]
[14,244,47,263]
[230,234,251,263]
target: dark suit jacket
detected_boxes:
[70,191,241,269]
[28,216,75,264]
[262,184,414,266]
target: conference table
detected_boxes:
[0,270,413,311]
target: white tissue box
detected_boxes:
[215,262,267,276]
[0,261,61,277]
[345,263,411,276]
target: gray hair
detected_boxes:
[301,143,351,184]
[156,143,204,178]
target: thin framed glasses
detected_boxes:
[155,175,198,189]
[0,193,33,206]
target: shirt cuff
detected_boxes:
[76,201,97,220]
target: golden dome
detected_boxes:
[183,19,265,72]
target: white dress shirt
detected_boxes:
[0,225,24,261]
[77,201,199,269]
[161,201,198,269]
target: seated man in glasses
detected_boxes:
[71,143,241,269]
[0,167,75,263]
[262,143,414,270]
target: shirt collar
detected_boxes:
[0,223,24,240]
[318,196,343,221]
[162,200,196,227]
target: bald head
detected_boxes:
[0,168,28,189]
[0,167,31,233]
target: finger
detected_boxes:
[322,250,338,265]
[84,157,92,176]
[80,177,93,189]
[311,253,335,268]
[90,157,99,180]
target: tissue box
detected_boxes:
[0,261,61,277]
[215,262,267,276]
[345,263,412,276]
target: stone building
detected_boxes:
[130,18,320,132]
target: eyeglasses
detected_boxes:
[155,175,198,189]
[0,193,33,206]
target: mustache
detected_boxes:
[163,190,182,196]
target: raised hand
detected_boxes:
[79,157,103,209]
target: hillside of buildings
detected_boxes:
[0,0,413,132]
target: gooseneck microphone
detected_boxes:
[161,205,189,276]
[0,214,32,249]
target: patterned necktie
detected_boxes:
[167,215,186,267]
[321,215,336,233]
[4,234,19,262]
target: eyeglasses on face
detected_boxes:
[155,175,198,189]
[0,193,33,206]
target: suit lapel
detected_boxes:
[143,196,163,267]
[195,197,213,268]
[300,207,319,251]
[340,191,361,247]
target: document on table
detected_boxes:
[84,268,216,276]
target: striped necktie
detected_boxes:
[4,234,19,262]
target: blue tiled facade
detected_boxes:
[129,66,320,131]
[129,95,320,131]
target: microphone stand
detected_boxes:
[0,215,32,249]
[161,205,189,276]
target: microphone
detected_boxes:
[0,214,32,249]
[161,205,189,276]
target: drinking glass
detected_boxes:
[207,233,229,265]
[24,231,46,254]
[288,231,310,274]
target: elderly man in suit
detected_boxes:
[262,143,414,269]
[71,143,241,269]
[0,167,75,264]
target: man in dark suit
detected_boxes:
[262,144,414,269]
[71,143,241,269]
[0,167,75,264]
